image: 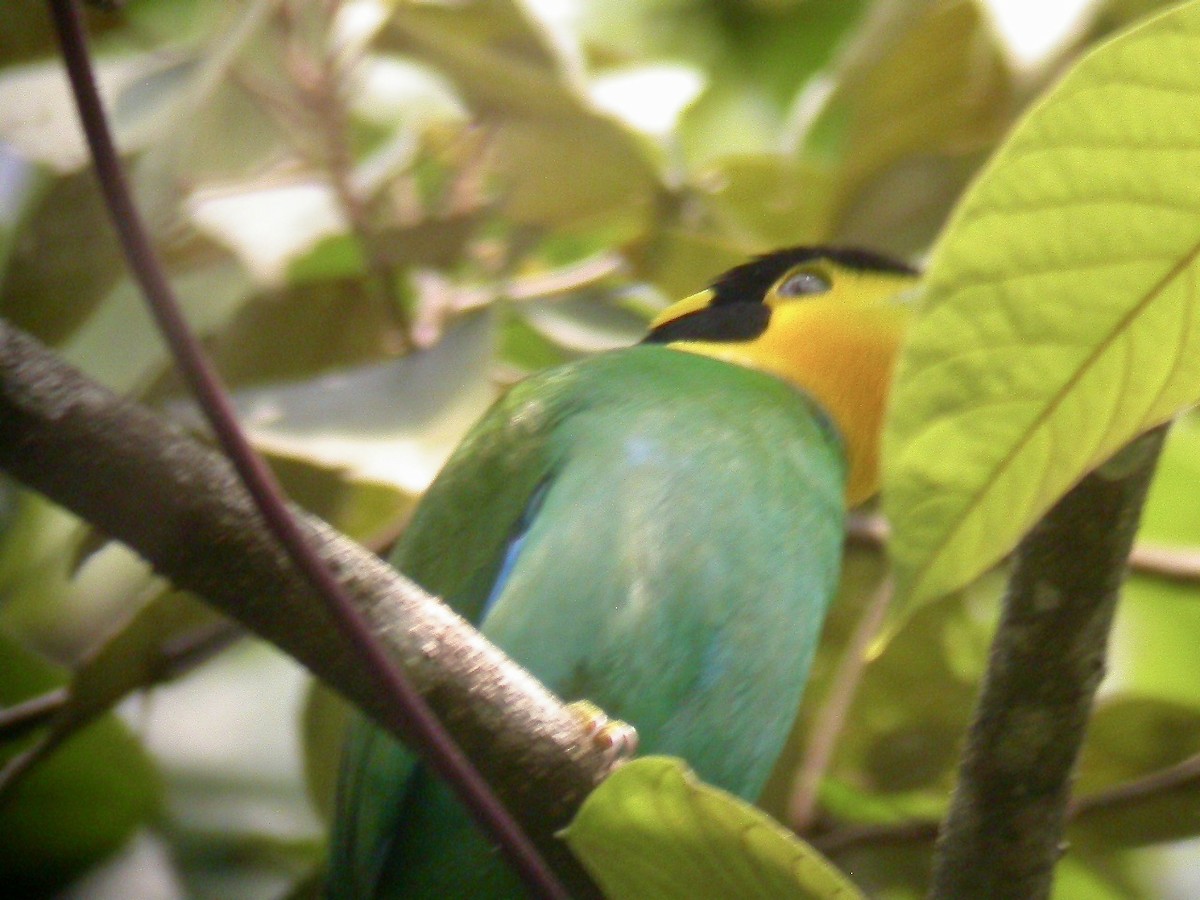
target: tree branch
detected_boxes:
[813,743,1200,860]
[0,689,69,742]
[0,317,606,894]
[847,511,1200,584]
[927,425,1168,899]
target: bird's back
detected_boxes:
[333,345,848,897]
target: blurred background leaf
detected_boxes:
[4,0,1200,896]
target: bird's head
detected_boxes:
[643,246,919,506]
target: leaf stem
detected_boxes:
[813,741,1200,859]
[0,689,68,742]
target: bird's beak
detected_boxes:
[649,289,715,330]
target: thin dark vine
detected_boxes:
[44,2,569,897]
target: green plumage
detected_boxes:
[332,344,848,897]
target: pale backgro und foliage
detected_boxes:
[3,0,1200,897]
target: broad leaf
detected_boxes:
[800,0,1013,204]
[382,0,583,119]
[62,261,253,393]
[1072,697,1200,847]
[884,1,1200,607]
[700,156,835,249]
[562,757,863,900]
[232,312,497,493]
[0,632,161,895]
[300,680,351,824]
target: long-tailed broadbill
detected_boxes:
[329,246,919,897]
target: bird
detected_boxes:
[329,245,919,897]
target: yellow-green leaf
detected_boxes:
[884,0,1200,608]
[802,0,1013,210]
[491,116,657,231]
[700,155,835,248]
[382,0,581,119]
[0,632,161,894]
[562,757,863,900]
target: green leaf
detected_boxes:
[62,260,254,392]
[232,312,497,494]
[1071,696,1200,846]
[0,495,92,649]
[187,182,349,286]
[562,757,864,900]
[376,1,660,233]
[0,153,50,297]
[382,0,582,119]
[1077,695,1200,785]
[1083,0,1191,44]
[884,0,1200,608]
[499,310,576,372]
[187,279,397,389]
[490,115,658,232]
[805,0,1012,256]
[0,631,161,895]
[801,0,1013,203]
[699,156,835,248]
[1051,854,1146,899]
[207,449,413,551]
[631,228,750,302]
[519,293,648,354]
[54,592,227,730]
[2,169,124,345]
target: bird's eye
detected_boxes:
[777,269,831,297]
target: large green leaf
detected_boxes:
[699,156,836,249]
[1072,697,1200,846]
[884,0,1200,608]
[519,292,648,354]
[299,680,350,824]
[231,312,497,494]
[490,115,658,231]
[1,169,123,345]
[62,260,253,393]
[42,592,227,739]
[800,0,1013,203]
[562,757,863,899]
[381,0,582,119]
[630,228,750,301]
[376,0,660,232]
[807,0,1012,256]
[0,632,161,895]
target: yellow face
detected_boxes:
[647,252,918,506]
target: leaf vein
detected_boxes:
[909,240,1200,595]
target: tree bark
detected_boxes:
[928,426,1167,899]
